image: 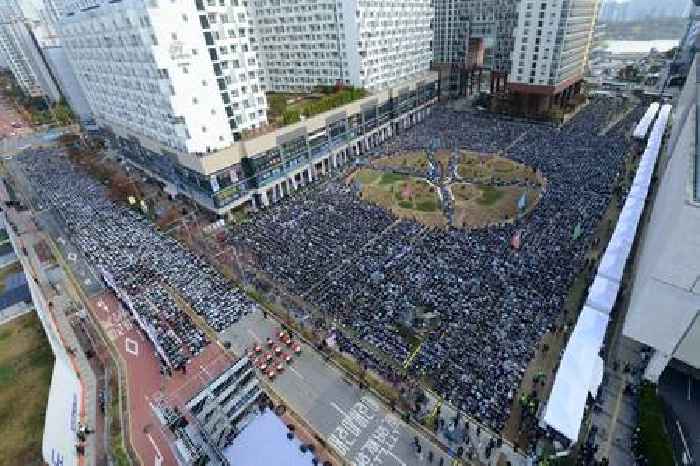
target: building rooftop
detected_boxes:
[623,58,700,369]
[222,409,317,466]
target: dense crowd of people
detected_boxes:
[13,95,640,431]
[17,150,257,369]
[230,96,641,430]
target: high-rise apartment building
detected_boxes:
[510,0,599,89]
[59,0,267,154]
[433,0,516,72]
[252,0,433,92]
[433,0,600,112]
[0,0,61,101]
[56,0,439,214]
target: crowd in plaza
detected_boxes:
[12,95,640,430]
[17,150,257,369]
[230,96,641,430]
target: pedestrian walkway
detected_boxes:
[0,301,31,326]
[5,207,100,466]
[425,392,530,466]
[591,336,643,466]
[0,250,17,268]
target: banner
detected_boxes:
[511,230,521,250]
[42,359,81,466]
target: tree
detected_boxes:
[282,108,300,125]
[108,172,140,201]
[53,104,74,125]
[268,94,287,116]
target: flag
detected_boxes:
[572,222,583,241]
[511,230,521,250]
[517,192,528,212]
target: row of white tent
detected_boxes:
[542,103,673,442]
[633,102,660,140]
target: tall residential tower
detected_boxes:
[433,0,600,112]
[0,0,61,101]
[57,0,439,213]
[252,0,433,92]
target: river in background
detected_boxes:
[605,39,679,54]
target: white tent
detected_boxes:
[623,194,645,221]
[598,226,633,282]
[633,102,660,139]
[543,306,610,441]
[585,274,621,314]
[626,180,647,201]
[647,104,672,148]
[630,167,653,198]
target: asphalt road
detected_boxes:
[6,156,104,298]
[222,311,461,466]
[0,128,71,157]
[659,365,700,465]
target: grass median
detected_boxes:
[638,382,674,466]
[0,312,53,466]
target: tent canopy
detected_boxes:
[224,410,317,466]
[586,274,621,314]
[633,102,660,139]
[543,307,609,441]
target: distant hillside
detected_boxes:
[599,0,689,22]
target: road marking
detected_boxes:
[289,366,305,380]
[403,340,423,369]
[247,329,260,342]
[331,401,348,418]
[677,420,693,464]
[125,338,138,356]
[385,449,408,466]
[146,433,164,466]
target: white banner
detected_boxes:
[42,359,81,466]
[99,267,172,368]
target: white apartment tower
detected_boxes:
[59,0,268,154]
[433,0,600,111]
[510,0,599,89]
[0,0,61,100]
[54,0,440,215]
[252,0,433,92]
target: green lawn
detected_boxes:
[354,169,381,185]
[415,200,438,212]
[0,312,53,466]
[638,382,674,466]
[268,87,367,126]
[379,172,408,185]
[476,185,505,205]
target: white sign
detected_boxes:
[42,359,81,466]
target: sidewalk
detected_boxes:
[0,300,31,326]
